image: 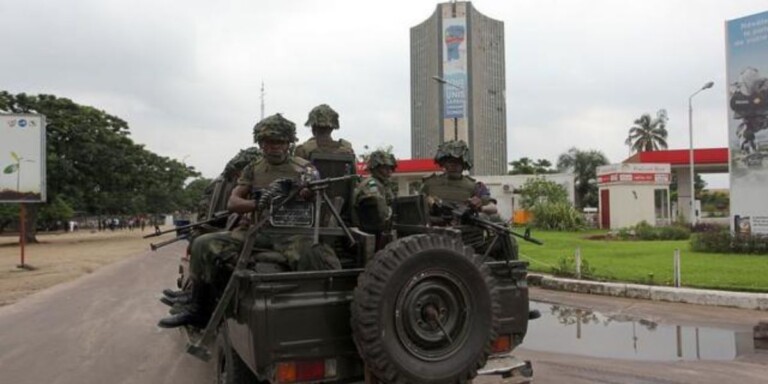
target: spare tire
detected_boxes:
[351,234,500,384]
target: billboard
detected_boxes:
[0,114,46,202]
[442,16,468,142]
[726,11,768,234]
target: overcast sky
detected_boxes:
[2,0,766,188]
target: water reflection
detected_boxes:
[523,301,754,361]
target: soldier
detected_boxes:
[158,114,340,328]
[294,104,355,159]
[420,140,490,213]
[352,150,397,237]
[160,147,261,302]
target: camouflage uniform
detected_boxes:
[420,140,490,205]
[191,115,340,286]
[420,140,514,259]
[352,151,397,234]
[294,104,355,159]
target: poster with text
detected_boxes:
[442,16,468,142]
[726,10,768,233]
[0,114,46,203]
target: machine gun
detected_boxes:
[143,211,231,250]
[433,201,543,246]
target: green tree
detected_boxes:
[181,178,213,213]
[625,109,669,154]
[0,91,199,241]
[518,177,583,231]
[518,177,569,209]
[556,147,609,208]
[508,157,555,175]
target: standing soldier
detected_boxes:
[294,104,355,160]
[158,113,340,329]
[352,150,397,240]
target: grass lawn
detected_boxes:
[516,229,768,292]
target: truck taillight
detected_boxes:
[276,359,337,383]
[491,334,511,354]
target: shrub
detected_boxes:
[690,230,768,254]
[614,221,690,241]
[530,201,584,231]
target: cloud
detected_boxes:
[1,0,765,189]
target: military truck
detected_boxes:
[174,153,538,384]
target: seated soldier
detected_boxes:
[420,140,489,219]
[352,150,397,246]
[160,147,261,302]
[294,104,355,160]
[158,114,340,329]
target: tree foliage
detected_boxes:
[0,91,199,240]
[625,109,669,153]
[518,177,582,231]
[508,157,555,175]
[518,177,568,209]
[556,147,609,209]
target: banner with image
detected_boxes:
[726,10,768,233]
[442,16,468,137]
[0,114,46,203]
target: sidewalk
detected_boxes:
[528,273,768,311]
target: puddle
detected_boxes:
[521,301,755,361]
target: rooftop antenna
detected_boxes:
[260,81,265,120]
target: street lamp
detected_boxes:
[432,75,464,140]
[688,81,714,226]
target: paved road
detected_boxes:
[1,244,767,384]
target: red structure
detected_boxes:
[624,148,728,171]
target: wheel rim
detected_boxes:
[394,269,472,361]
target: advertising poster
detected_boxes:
[0,114,46,202]
[726,11,768,234]
[442,16,468,142]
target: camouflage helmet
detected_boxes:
[253,113,297,143]
[222,146,261,179]
[304,104,340,129]
[434,140,472,169]
[367,150,397,171]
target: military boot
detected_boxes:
[157,283,213,329]
[159,293,193,307]
[162,288,189,298]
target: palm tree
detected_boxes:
[625,109,669,153]
[556,148,609,208]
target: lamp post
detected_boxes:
[688,81,714,226]
[431,75,464,140]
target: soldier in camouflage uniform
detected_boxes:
[420,140,489,212]
[352,150,397,236]
[158,114,340,329]
[293,104,355,160]
[419,140,516,259]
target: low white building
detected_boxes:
[597,163,672,229]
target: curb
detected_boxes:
[527,274,768,311]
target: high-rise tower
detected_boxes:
[410,1,507,175]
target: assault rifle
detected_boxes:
[143,211,231,250]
